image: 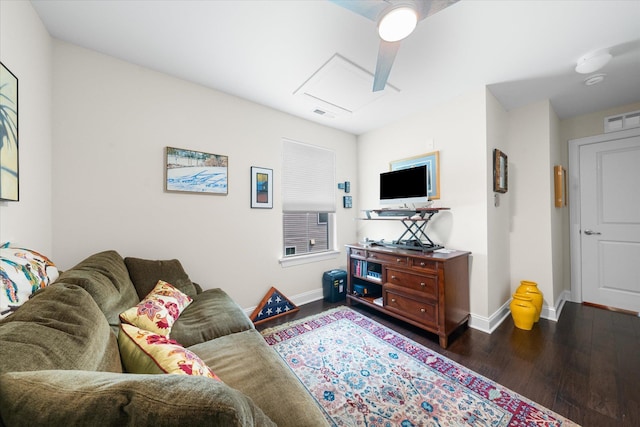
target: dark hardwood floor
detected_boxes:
[257,299,640,427]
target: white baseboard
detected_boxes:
[468,300,511,334]
[244,289,572,331]
[540,290,570,322]
[244,288,324,316]
[469,290,571,332]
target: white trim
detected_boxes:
[279,250,341,267]
[468,300,511,334]
[469,290,571,333]
[540,290,570,322]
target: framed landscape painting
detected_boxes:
[390,151,440,200]
[0,62,19,201]
[165,147,228,195]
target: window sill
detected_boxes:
[279,250,341,268]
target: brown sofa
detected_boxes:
[0,250,329,426]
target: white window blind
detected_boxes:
[282,139,336,212]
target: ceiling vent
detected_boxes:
[294,54,400,117]
[604,109,640,133]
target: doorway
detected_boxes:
[569,128,640,313]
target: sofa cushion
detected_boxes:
[55,250,139,329]
[0,246,59,319]
[120,280,192,336]
[118,323,220,380]
[189,329,329,427]
[124,257,198,299]
[0,284,122,374]
[0,370,276,427]
[170,288,255,347]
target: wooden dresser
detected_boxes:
[345,243,470,348]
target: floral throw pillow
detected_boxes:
[119,280,192,336]
[1,245,59,319]
[118,323,221,380]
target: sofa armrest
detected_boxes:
[0,370,275,427]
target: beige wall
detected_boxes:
[51,42,358,309]
[508,101,556,311]
[560,101,640,143]
[0,1,53,252]
[357,88,491,319]
[486,90,511,318]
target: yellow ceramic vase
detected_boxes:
[510,294,537,330]
[516,280,543,322]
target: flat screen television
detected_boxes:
[379,165,429,206]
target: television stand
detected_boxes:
[345,243,470,348]
[360,208,449,252]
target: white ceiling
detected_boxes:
[31,0,640,135]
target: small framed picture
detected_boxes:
[251,166,273,208]
[493,149,508,193]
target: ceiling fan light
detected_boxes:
[575,51,612,74]
[378,7,418,42]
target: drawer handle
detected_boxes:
[396,258,402,263]
[420,282,425,288]
[370,254,376,259]
[420,262,426,266]
[391,275,397,280]
[420,308,426,313]
[391,298,396,303]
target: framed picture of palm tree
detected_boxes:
[0,62,19,201]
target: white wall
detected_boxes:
[508,100,556,309]
[357,88,490,318]
[485,90,511,316]
[51,42,358,309]
[0,1,53,252]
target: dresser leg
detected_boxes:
[439,335,448,349]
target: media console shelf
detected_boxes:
[346,243,470,348]
[360,207,450,251]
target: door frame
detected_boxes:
[568,127,640,303]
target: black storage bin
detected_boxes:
[322,269,347,302]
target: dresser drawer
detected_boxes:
[386,268,437,299]
[384,288,437,327]
[410,258,438,273]
[350,248,367,258]
[367,251,408,266]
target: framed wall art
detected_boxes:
[251,166,273,208]
[493,149,508,193]
[0,62,19,201]
[390,150,440,200]
[165,147,228,195]
[554,165,567,207]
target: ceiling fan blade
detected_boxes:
[328,0,388,22]
[373,40,401,92]
[417,0,460,21]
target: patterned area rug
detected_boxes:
[261,306,579,427]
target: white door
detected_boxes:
[579,134,640,312]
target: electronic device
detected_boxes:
[380,165,429,206]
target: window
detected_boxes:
[282,139,336,259]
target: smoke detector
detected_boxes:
[575,50,612,74]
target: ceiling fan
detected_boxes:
[330,0,459,92]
